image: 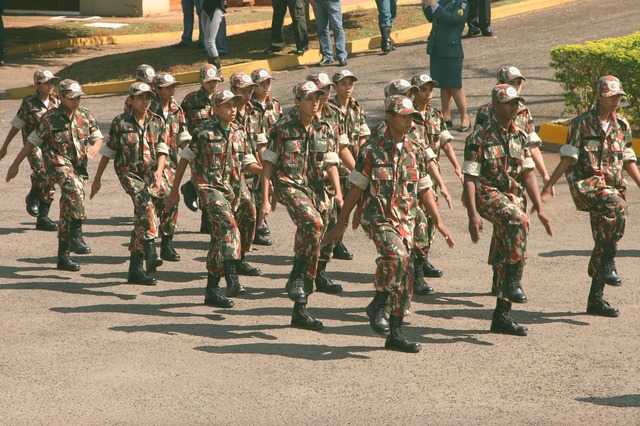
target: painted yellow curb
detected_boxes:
[539,122,640,153]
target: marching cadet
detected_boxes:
[151,73,191,262]
[462,84,553,336]
[180,63,224,233]
[327,69,371,261]
[91,82,169,285]
[541,76,640,317]
[250,68,283,239]
[6,79,104,271]
[229,72,272,255]
[260,80,343,330]
[323,95,455,352]
[1,70,60,231]
[410,73,460,294]
[124,64,156,113]
[166,89,262,307]
[474,65,554,295]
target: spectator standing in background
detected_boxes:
[264,0,309,55]
[312,0,348,66]
[201,0,227,70]
[375,0,397,53]
[464,0,492,37]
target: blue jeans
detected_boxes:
[313,0,347,61]
[181,0,204,45]
[202,8,225,57]
[216,16,228,55]
[375,0,396,28]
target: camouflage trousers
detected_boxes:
[236,182,256,254]
[145,168,179,239]
[27,144,56,203]
[204,200,242,276]
[413,205,438,260]
[572,185,628,278]
[279,188,331,294]
[127,188,163,253]
[361,222,413,317]
[476,190,528,288]
[53,165,87,242]
[319,179,350,262]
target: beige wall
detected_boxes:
[80,0,170,17]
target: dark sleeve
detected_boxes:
[423,5,434,22]
[434,0,469,24]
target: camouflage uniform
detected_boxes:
[181,86,215,135]
[28,102,103,242]
[101,109,169,254]
[349,118,432,316]
[251,96,283,134]
[11,90,60,204]
[262,102,340,293]
[124,64,156,113]
[560,104,635,279]
[181,114,258,276]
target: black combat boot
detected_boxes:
[332,241,353,260]
[127,251,157,285]
[587,277,620,317]
[422,254,443,278]
[491,264,500,296]
[200,209,212,234]
[366,291,390,334]
[490,298,528,336]
[224,259,246,297]
[25,186,40,217]
[414,258,435,296]
[291,301,323,331]
[143,239,163,273]
[385,316,421,353]
[597,245,622,286]
[255,220,270,236]
[180,181,198,212]
[204,273,234,308]
[160,235,180,262]
[253,232,272,246]
[35,201,57,231]
[285,259,307,303]
[69,219,91,254]
[236,253,262,276]
[379,26,395,52]
[57,239,80,272]
[315,261,343,294]
[502,262,527,303]
[209,56,221,71]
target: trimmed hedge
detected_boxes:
[550,32,639,127]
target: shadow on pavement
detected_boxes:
[196,342,378,360]
[0,280,136,300]
[576,394,640,408]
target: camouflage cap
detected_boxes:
[58,79,85,98]
[596,75,626,98]
[213,89,243,106]
[306,71,334,89]
[385,95,421,118]
[293,80,326,99]
[251,68,274,84]
[410,73,438,87]
[383,79,419,98]
[129,82,156,97]
[230,72,257,89]
[199,64,223,83]
[136,64,156,84]
[332,69,358,84]
[496,65,526,84]
[33,69,59,85]
[153,73,182,88]
[492,84,525,103]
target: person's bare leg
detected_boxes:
[449,87,470,128]
[440,88,453,122]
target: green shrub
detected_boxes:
[550,32,640,130]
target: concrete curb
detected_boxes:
[5,0,577,101]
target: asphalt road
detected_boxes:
[1,0,639,424]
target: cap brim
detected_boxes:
[202,76,223,82]
[601,90,626,98]
[300,88,327,98]
[497,96,525,103]
[335,75,358,83]
[216,94,243,105]
[63,91,85,99]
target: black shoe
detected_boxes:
[490,299,528,336]
[36,201,57,232]
[413,260,434,295]
[25,187,41,217]
[332,241,353,260]
[481,27,494,36]
[263,47,282,54]
[315,270,343,294]
[385,316,421,353]
[57,239,80,272]
[256,221,270,236]
[180,181,198,212]
[463,29,481,38]
[291,302,323,331]
[587,278,620,317]
[143,239,163,273]
[127,251,157,285]
[444,119,453,128]
[502,262,527,303]
[422,259,443,278]
[253,233,272,246]
[69,219,91,254]
[160,235,181,262]
[317,59,334,67]
[236,258,262,276]
[205,287,235,308]
[286,276,307,303]
[338,58,348,66]
[174,41,190,48]
[366,292,390,334]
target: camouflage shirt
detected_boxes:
[474,101,542,148]
[235,102,266,155]
[101,111,169,195]
[28,105,103,177]
[262,108,340,201]
[180,116,258,210]
[348,122,432,245]
[328,95,371,155]
[11,92,60,144]
[250,96,283,134]
[181,87,213,135]
[414,103,453,156]
[559,105,636,206]
[462,114,535,196]
[150,98,191,169]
